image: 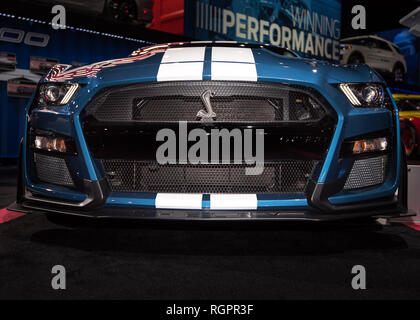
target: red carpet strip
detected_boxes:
[0,207,26,224]
[404,222,420,231]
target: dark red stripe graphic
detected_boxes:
[0,208,25,224]
[404,222,420,231]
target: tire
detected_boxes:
[347,53,364,64]
[393,64,405,82]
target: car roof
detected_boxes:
[341,35,393,45]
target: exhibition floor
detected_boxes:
[1,166,420,299]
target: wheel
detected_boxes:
[401,123,417,158]
[104,0,138,23]
[393,64,405,82]
[347,53,364,64]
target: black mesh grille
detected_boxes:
[101,160,319,194]
[85,81,327,123]
[84,81,335,196]
[34,153,74,187]
[344,155,390,191]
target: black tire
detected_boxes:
[348,53,364,64]
[393,64,405,82]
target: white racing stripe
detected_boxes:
[155,193,203,209]
[210,194,258,210]
[157,47,206,82]
[189,40,213,44]
[157,62,204,81]
[211,47,257,81]
[211,62,257,81]
[211,47,255,63]
[160,47,206,63]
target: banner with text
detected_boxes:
[184,0,341,62]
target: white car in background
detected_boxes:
[340,35,407,82]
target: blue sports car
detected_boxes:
[10,42,412,222]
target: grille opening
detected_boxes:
[84,81,329,123]
[131,94,323,122]
[101,160,319,194]
[34,152,74,187]
[84,127,331,162]
[344,155,390,191]
[82,81,336,196]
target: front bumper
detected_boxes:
[8,197,411,222]
[10,175,412,221]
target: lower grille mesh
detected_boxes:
[34,153,74,187]
[344,155,389,190]
[101,160,319,194]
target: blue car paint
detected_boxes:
[23,45,401,210]
[106,192,156,208]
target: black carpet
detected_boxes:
[1,165,420,299]
[0,212,420,299]
[0,165,17,208]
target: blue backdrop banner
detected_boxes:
[184,0,341,62]
[0,14,152,158]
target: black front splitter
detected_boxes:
[8,199,414,222]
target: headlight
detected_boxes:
[34,135,68,153]
[38,83,79,106]
[341,136,389,156]
[351,137,388,154]
[30,130,77,155]
[339,83,385,107]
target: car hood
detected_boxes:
[44,44,383,87]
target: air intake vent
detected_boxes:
[34,153,74,187]
[84,81,328,123]
[344,155,389,190]
[101,160,319,194]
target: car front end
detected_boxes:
[10,42,411,222]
